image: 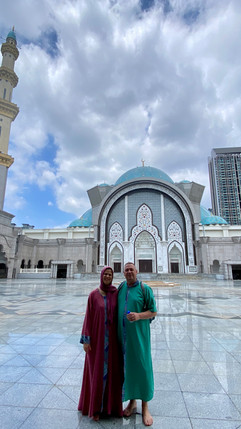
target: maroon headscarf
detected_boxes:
[100,266,116,325]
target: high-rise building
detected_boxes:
[0,28,19,210]
[208,147,241,225]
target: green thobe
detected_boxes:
[118,280,157,402]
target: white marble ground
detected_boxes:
[1,277,241,428]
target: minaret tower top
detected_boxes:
[0,28,19,210]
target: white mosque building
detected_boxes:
[0,29,241,281]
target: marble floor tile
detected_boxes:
[183,392,241,420]
[0,365,31,382]
[0,381,13,395]
[20,408,81,429]
[216,375,241,394]
[191,419,241,429]
[173,360,213,375]
[178,373,225,394]
[37,385,77,410]
[0,382,52,407]
[0,405,34,429]
[56,368,83,386]
[1,277,241,428]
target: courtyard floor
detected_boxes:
[1,277,241,428]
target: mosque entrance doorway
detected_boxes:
[169,244,183,274]
[232,265,241,280]
[139,259,152,273]
[0,245,7,278]
[109,244,123,273]
[171,262,179,273]
[57,264,67,278]
[114,262,121,272]
[135,231,155,273]
[0,263,7,278]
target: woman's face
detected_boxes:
[102,268,113,286]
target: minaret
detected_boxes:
[0,28,19,210]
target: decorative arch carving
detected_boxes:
[109,222,123,244]
[167,221,182,242]
[130,204,161,243]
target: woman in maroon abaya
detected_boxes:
[78,266,123,421]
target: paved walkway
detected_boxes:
[1,277,241,428]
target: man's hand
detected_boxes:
[127,310,157,322]
[127,312,140,322]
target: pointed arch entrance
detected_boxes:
[109,242,123,273]
[135,231,156,273]
[168,242,184,273]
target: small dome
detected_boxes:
[69,208,92,227]
[115,166,173,185]
[200,206,228,225]
[7,29,16,41]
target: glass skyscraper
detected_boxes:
[208,147,241,225]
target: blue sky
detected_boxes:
[1,0,241,228]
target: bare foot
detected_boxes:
[93,414,99,421]
[123,400,137,417]
[142,402,153,426]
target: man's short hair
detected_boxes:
[124,262,136,269]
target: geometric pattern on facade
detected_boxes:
[167,221,182,242]
[130,204,161,243]
[99,182,196,268]
[109,222,123,243]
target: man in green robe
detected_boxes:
[118,262,157,426]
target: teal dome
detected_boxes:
[115,166,174,185]
[200,206,228,225]
[69,208,92,227]
[7,30,16,41]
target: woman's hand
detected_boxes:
[83,343,91,353]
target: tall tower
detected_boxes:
[0,28,19,210]
[208,147,241,225]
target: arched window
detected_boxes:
[212,260,220,274]
[21,259,25,269]
[77,259,84,273]
[37,260,43,269]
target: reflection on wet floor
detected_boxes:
[1,278,241,428]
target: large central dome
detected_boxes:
[115,166,174,185]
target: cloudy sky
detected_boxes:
[1,0,241,228]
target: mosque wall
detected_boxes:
[0,211,18,278]
[197,237,241,279]
[164,196,185,240]
[15,236,96,276]
[13,222,241,280]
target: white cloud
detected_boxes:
[1,0,241,221]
